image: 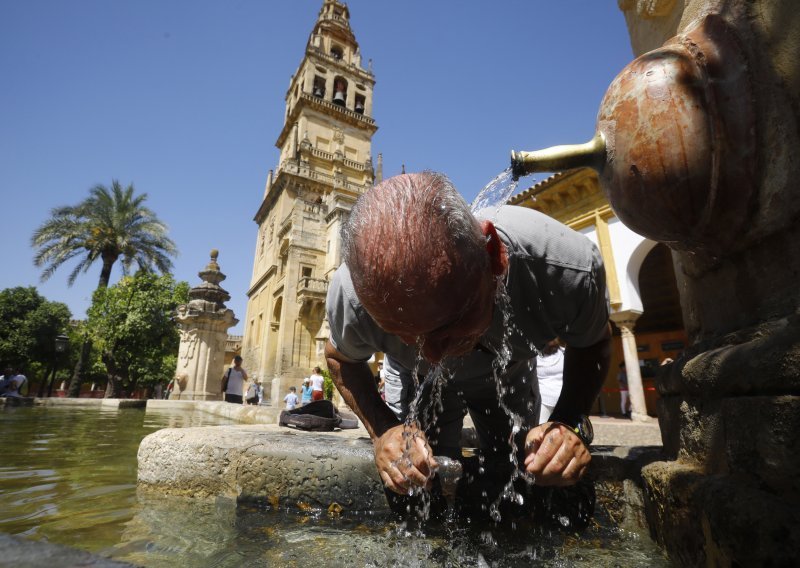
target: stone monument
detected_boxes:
[173,250,238,400]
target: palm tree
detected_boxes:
[32,180,178,397]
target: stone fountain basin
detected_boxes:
[138,401,662,527]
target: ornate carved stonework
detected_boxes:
[174,250,238,401]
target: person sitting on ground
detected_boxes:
[284,386,299,410]
[221,355,247,404]
[300,378,313,405]
[325,171,610,499]
[309,366,325,401]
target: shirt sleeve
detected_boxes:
[547,245,610,348]
[326,266,385,362]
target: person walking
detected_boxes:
[284,386,299,410]
[221,355,247,404]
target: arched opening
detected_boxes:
[313,76,325,98]
[633,243,686,410]
[332,76,347,107]
[354,93,365,114]
[330,45,343,60]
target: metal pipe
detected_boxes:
[510,132,606,180]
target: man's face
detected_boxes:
[365,267,495,364]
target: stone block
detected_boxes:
[642,460,800,566]
[695,474,800,567]
[641,460,707,566]
[676,398,726,468]
[679,316,800,399]
[722,395,800,496]
[656,396,680,459]
[137,424,388,513]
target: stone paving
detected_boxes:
[590,414,663,447]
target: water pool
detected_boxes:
[0,405,669,567]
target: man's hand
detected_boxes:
[523,422,590,486]
[374,423,438,494]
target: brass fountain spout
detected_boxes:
[510,132,606,181]
[507,15,755,253]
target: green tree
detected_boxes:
[86,272,188,397]
[0,287,71,393]
[31,180,178,396]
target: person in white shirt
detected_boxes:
[221,356,248,404]
[310,366,325,401]
[536,340,565,424]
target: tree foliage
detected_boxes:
[0,287,71,376]
[31,180,178,289]
[86,272,189,395]
[31,180,179,396]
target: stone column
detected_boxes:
[610,311,650,421]
[174,250,238,401]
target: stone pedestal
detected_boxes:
[174,250,238,401]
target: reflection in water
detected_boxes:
[0,407,234,552]
[0,407,668,567]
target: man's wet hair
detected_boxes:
[342,171,488,302]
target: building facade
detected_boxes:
[242,0,377,395]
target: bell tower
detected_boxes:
[243,0,377,394]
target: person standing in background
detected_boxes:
[309,366,325,401]
[618,361,630,418]
[222,355,247,404]
[536,339,565,424]
[300,378,313,405]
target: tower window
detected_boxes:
[313,76,325,98]
[333,77,347,107]
[331,45,343,60]
[354,94,365,114]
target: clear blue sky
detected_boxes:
[1,1,633,334]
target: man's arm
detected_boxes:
[324,340,398,440]
[551,322,612,424]
[325,340,437,493]
[524,323,611,486]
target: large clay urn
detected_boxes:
[511,15,755,252]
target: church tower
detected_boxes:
[243,0,377,393]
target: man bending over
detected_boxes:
[325,172,610,497]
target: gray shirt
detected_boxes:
[326,205,609,377]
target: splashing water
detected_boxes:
[485,277,532,522]
[393,273,542,528]
[470,168,522,216]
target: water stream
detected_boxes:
[470,168,521,216]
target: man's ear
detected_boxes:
[480,220,508,276]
